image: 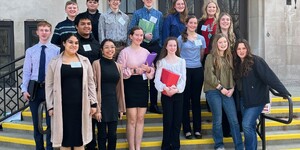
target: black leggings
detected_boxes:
[97,121,118,150]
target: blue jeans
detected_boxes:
[240,98,264,150]
[206,90,244,150]
[29,88,52,150]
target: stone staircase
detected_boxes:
[0,97,300,150]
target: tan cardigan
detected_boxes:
[92,59,126,115]
[45,53,97,147]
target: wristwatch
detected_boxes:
[218,85,224,91]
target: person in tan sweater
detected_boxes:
[92,39,126,150]
[46,33,97,149]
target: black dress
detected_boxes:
[61,64,83,147]
[100,58,120,122]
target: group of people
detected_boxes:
[20,0,291,150]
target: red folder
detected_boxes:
[161,68,180,96]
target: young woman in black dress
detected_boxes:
[92,39,126,150]
[46,33,97,150]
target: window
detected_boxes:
[218,0,248,39]
[0,21,14,76]
[24,20,39,50]
[119,0,143,18]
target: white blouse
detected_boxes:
[154,57,186,93]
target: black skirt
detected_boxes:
[123,75,148,108]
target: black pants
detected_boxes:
[141,41,161,106]
[161,93,183,150]
[29,87,52,150]
[182,67,204,134]
[86,119,98,150]
[97,121,118,150]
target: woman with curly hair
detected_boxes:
[233,39,291,150]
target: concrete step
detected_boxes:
[1,116,300,149]
[1,129,300,150]
[2,118,300,138]
[20,106,300,123]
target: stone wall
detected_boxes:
[266,0,300,85]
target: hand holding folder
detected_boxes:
[161,68,180,96]
[145,52,157,66]
[138,18,155,43]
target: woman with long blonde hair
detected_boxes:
[204,33,243,150]
[196,0,220,65]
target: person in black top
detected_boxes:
[73,13,101,150]
[78,0,101,42]
[74,13,101,63]
[51,1,78,46]
[233,39,291,150]
[92,39,126,150]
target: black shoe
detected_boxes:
[185,132,193,139]
[194,132,202,139]
[149,105,162,114]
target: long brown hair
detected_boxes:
[181,15,197,42]
[233,39,254,79]
[216,12,236,49]
[211,33,233,69]
[167,0,188,23]
[158,37,180,61]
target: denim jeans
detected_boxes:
[206,90,244,150]
[240,98,264,150]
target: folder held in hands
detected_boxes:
[161,68,180,96]
[145,52,157,66]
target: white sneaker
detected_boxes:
[216,147,226,150]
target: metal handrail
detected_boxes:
[262,89,293,124]
[0,55,25,70]
[257,88,293,150]
[0,56,28,123]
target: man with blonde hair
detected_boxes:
[22,21,60,150]
[51,1,78,46]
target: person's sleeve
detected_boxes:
[201,36,207,49]
[45,60,54,111]
[51,24,61,46]
[98,15,105,43]
[154,60,165,92]
[117,50,132,79]
[116,64,126,113]
[254,56,291,96]
[158,13,164,46]
[21,50,32,93]
[204,54,219,88]
[92,60,101,113]
[196,21,202,35]
[87,61,98,106]
[177,36,183,50]
[161,15,171,45]
[145,65,155,80]
[128,11,139,35]
[177,59,187,93]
